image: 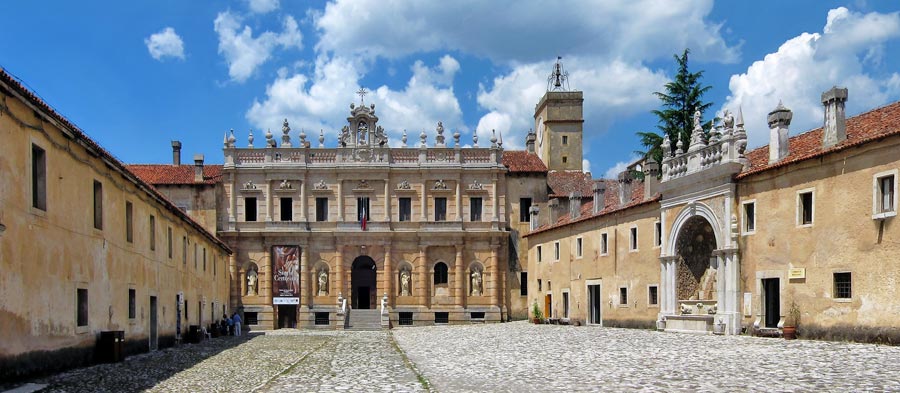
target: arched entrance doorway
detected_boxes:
[675,216,718,301]
[351,256,377,309]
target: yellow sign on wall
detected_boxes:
[788,268,806,280]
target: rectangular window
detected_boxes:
[562,156,568,164]
[167,227,173,259]
[875,174,896,216]
[600,233,608,255]
[32,144,47,210]
[399,197,411,222]
[537,245,543,262]
[245,312,259,325]
[562,292,570,318]
[537,279,542,291]
[203,248,207,272]
[357,197,370,222]
[280,197,292,221]
[520,272,528,296]
[315,197,328,222]
[194,243,198,269]
[654,222,662,247]
[799,191,813,225]
[434,197,447,221]
[834,272,852,299]
[315,312,329,326]
[128,289,136,319]
[183,236,187,265]
[93,180,103,230]
[630,227,638,251]
[553,241,560,261]
[244,197,257,222]
[520,198,532,222]
[575,237,583,258]
[77,288,88,327]
[125,202,134,243]
[562,135,569,145]
[398,312,413,326]
[743,201,756,233]
[149,215,157,251]
[619,287,628,305]
[470,197,482,221]
[435,312,449,324]
[649,286,658,306]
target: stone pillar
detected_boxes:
[419,246,428,308]
[658,258,668,323]
[300,180,307,222]
[491,178,499,222]
[266,180,274,221]
[668,259,677,313]
[337,181,344,221]
[490,245,499,308]
[455,181,462,221]
[228,253,239,309]
[455,244,465,308]
[420,184,428,221]
[228,180,236,223]
[335,246,344,300]
[384,245,393,308]
[300,247,309,308]
[716,252,726,314]
[726,251,741,335]
[383,179,391,221]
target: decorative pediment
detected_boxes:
[466,180,487,192]
[353,179,374,193]
[241,180,261,192]
[395,180,416,193]
[311,179,330,192]
[431,179,453,193]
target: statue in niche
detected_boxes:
[433,179,448,190]
[317,270,328,296]
[247,270,258,296]
[400,270,411,296]
[470,270,482,296]
[339,125,351,147]
[357,122,368,144]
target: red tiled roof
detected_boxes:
[526,179,657,237]
[0,68,231,253]
[502,150,548,173]
[127,164,223,185]
[547,170,594,197]
[738,100,900,179]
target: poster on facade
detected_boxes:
[272,246,300,304]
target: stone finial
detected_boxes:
[402,130,408,146]
[767,101,793,163]
[223,132,229,148]
[265,128,274,147]
[821,86,848,148]
[248,129,254,148]
[453,130,461,146]
[299,128,307,147]
[228,129,236,147]
[661,135,671,157]
[675,138,684,155]
[498,130,503,149]
[490,129,498,148]
[688,110,706,152]
[281,119,292,147]
[318,129,325,148]
[420,129,427,147]
[473,133,479,147]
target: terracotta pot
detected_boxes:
[532,318,542,324]
[783,326,797,340]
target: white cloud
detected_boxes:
[246,0,279,14]
[582,159,592,175]
[145,27,185,61]
[314,0,738,65]
[214,11,303,82]
[603,154,641,179]
[246,55,465,146]
[723,7,900,149]
[476,57,668,150]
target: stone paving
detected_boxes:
[392,321,900,392]
[14,322,900,392]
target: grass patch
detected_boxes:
[390,333,432,392]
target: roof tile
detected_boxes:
[502,150,548,173]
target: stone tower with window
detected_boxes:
[534,57,583,172]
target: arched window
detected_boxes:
[434,262,449,285]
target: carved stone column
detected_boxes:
[490,245,499,308]
[455,244,465,308]
[455,181,462,221]
[228,178,237,223]
[300,180,307,222]
[300,246,309,308]
[384,245,393,308]
[337,181,344,221]
[228,253,238,308]
[420,184,428,221]
[383,179,391,221]
[265,180,273,221]
[491,176,499,222]
[335,246,344,300]
[419,246,428,308]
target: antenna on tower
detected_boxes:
[547,56,570,91]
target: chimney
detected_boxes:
[569,192,582,220]
[171,140,182,166]
[767,101,792,163]
[592,181,607,214]
[821,87,848,148]
[525,129,536,154]
[617,171,634,206]
[529,205,540,231]
[548,199,561,224]
[193,154,204,182]
[642,158,660,201]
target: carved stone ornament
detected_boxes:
[397,180,412,190]
[278,179,293,190]
[339,125,351,147]
[243,180,257,190]
[314,179,328,190]
[470,270,483,296]
[357,179,372,189]
[400,270,411,296]
[433,179,448,190]
[468,180,484,190]
[317,269,328,296]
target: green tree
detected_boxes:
[636,49,714,166]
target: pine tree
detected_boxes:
[636,49,713,167]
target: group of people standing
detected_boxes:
[216,312,243,336]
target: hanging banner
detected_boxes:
[272,246,300,303]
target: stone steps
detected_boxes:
[346,309,384,331]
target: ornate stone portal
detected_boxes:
[675,216,717,301]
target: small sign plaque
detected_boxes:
[788,268,806,280]
[273,297,299,305]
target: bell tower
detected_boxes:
[534,57,583,172]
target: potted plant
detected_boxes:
[783,299,800,340]
[531,302,544,324]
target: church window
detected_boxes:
[553,241,560,261]
[93,180,103,230]
[434,262,448,285]
[280,198,292,221]
[874,172,897,218]
[537,279,542,291]
[470,197,482,221]
[575,237,583,258]
[648,286,658,306]
[798,190,814,226]
[834,272,852,299]
[520,198,532,222]
[32,144,47,211]
[600,232,608,255]
[125,201,134,243]
[76,288,88,327]
[316,198,328,221]
[619,287,628,306]
[434,197,447,221]
[743,201,756,233]
[629,227,638,251]
[244,197,257,222]
[399,197,411,221]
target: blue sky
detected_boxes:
[2,1,899,178]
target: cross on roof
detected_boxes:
[356,87,368,103]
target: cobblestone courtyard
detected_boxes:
[19,322,900,392]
